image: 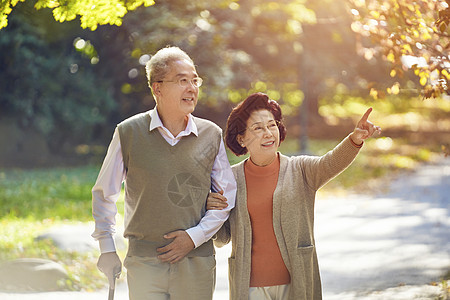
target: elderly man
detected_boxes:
[92,46,236,300]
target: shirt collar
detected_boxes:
[149,107,198,137]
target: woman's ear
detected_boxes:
[237,135,245,147]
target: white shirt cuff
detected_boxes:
[99,237,117,253]
[185,227,206,248]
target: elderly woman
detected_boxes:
[208,92,381,300]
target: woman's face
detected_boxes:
[238,109,280,164]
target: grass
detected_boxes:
[0,166,111,291]
[0,167,129,291]
[0,167,98,221]
[0,217,104,291]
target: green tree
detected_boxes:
[0,0,155,30]
[0,2,116,163]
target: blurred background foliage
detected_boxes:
[0,0,449,169]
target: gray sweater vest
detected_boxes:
[117,112,222,257]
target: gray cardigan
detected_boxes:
[215,135,361,300]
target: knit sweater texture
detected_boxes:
[118,111,222,257]
[214,135,361,300]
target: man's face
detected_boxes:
[156,59,199,118]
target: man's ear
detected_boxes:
[151,82,161,97]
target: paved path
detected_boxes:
[1,157,449,299]
[316,156,450,299]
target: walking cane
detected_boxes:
[108,276,115,300]
[108,272,120,300]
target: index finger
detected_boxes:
[360,107,373,123]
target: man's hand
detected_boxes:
[350,107,382,145]
[157,230,195,264]
[97,252,122,288]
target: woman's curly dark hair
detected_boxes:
[225,92,286,156]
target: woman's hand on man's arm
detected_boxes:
[206,190,228,210]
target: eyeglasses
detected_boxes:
[156,77,203,88]
[247,120,280,135]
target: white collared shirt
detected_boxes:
[92,108,237,253]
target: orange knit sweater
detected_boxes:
[244,155,291,287]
